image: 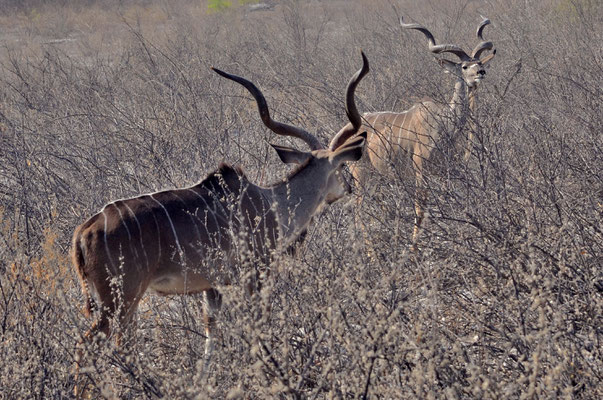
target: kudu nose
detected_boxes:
[478,69,486,76]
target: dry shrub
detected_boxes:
[0,0,601,398]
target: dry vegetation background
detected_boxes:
[0,0,601,398]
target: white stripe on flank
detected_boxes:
[149,194,185,260]
[398,113,408,147]
[122,202,150,270]
[390,113,401,146]
[113,204,131,240]
[367,114,377,144]
[102,210,118,272]
[372,113,383,144]
[112,203,139,261]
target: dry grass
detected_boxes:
[0,0,601,398]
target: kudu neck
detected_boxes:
[447,77,476,130]
[467,86,477,113]
[268,164,328,243]
[449,78,468,112]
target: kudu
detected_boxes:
[72,52,369,392]
[337,17,496,249]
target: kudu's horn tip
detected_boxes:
[211,67,229,76]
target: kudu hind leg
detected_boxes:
[74,280,144,397]
[74,309,111,398]
[411,186,428,252]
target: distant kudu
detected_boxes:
[72,52,369,391]
[336,17,496,248]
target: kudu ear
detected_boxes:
[480,50,496,65]
[270,143,312,165]
[330,132,367,165]
[437,58,458,74]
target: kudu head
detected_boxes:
[401,16,496,88]
[212,51,370,205]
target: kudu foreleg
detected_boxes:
[412,175,429,251]
[350,163,380,258]
[201,288,222,378]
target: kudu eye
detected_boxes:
[462,65,468,70]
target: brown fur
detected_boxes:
[73,55,369,396]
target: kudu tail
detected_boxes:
[72,229,96,318]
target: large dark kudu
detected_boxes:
[72,52,370,393]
